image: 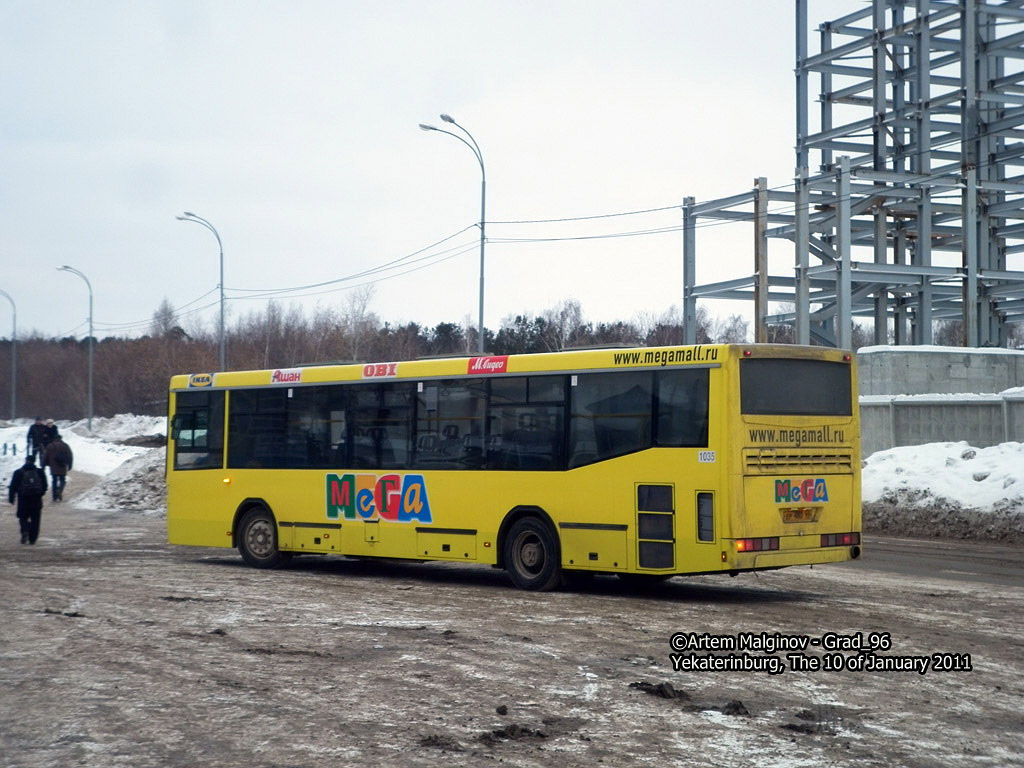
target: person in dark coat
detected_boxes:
[26,417,48,465]
[42,419,59,451]
[43,433,74,502]
[9,454,48,545]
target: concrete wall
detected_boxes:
[859,395,1024,455]
[857,346,1024,396]
[856,347,1024,453]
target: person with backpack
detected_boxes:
[43,432,74,502]
[8,454,48,545]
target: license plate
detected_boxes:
[781,508,817,523]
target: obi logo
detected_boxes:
[271,368,302,384]
[188,373,213,388]
[774,478,829,504]
[362,362,398,379]
[468,356,509,374]
[326,473,432,523]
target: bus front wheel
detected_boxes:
[237,507,292,569]
[504,518,561,591]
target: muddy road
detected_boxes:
[1,491,1022,768]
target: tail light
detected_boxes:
[821,532,860,547]
[735,537,779,552]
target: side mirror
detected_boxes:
[171,412,196,441]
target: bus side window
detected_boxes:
[486,376,565,471]
[569,372,652,468]
[655,369,709,447]
[415,380,485,469]
[173,390,225,470]
[351,383,414,469]
[284,386,332,469]
[228,389,286,468]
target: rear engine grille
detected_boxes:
[744,450,853,474]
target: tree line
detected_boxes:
[0,290,1001,421]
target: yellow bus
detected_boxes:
[166,343,861,590]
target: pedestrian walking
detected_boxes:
[42,419,59,451]
[43,432,74,502]
[26,417,47,465]
[9,455,47,545]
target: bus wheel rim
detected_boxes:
[514,532,544,575]
[246,519,275,558]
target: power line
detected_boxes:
[488,204,684,225]
[227,224,477,295]
[228,242,479,303]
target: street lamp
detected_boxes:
[57,266,93,431]
[0,289,15,420]
[419,114,487,354]
[176,212,226,371]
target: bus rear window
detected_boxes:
[740,358,852,416]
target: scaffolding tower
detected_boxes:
[683,0,1024,348]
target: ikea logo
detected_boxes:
[188,373,214,388]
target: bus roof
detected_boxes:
[169,343,852,391]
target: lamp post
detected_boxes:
[57,266,93,431]
[419,114,487,354]
[0,289,15,420]
[176,212,226,370]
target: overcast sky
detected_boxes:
[1,0,852,341]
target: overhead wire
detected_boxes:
[227,224,477,295]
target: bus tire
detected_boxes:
[237,507,292,569]
[504,517,561,591]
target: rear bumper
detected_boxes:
[729,543,860,570]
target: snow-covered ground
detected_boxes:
[0,415,166,513]
[0,415,1020,537]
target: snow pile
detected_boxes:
[75,449,167,514]
[862,442,1024,542]
[66,415,166,444]
[0,416,159,481]
[863,442,1024,511]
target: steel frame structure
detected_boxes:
[683,0,1024,348]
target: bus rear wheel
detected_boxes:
[237,507,292,569]
[504,518,561,591]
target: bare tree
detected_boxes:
[539,299,588,351]
[712,314,749,343]
[342,285,378,362]
[150,298,178,338]
[934,320,964,347]
[1008,322,1023,350]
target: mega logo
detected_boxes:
[468,356,509,374]
[271,368,302,384]
[774,478,829,504]
[326,473,432,523]
[362,362,398,379]
[188,373,213,388]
